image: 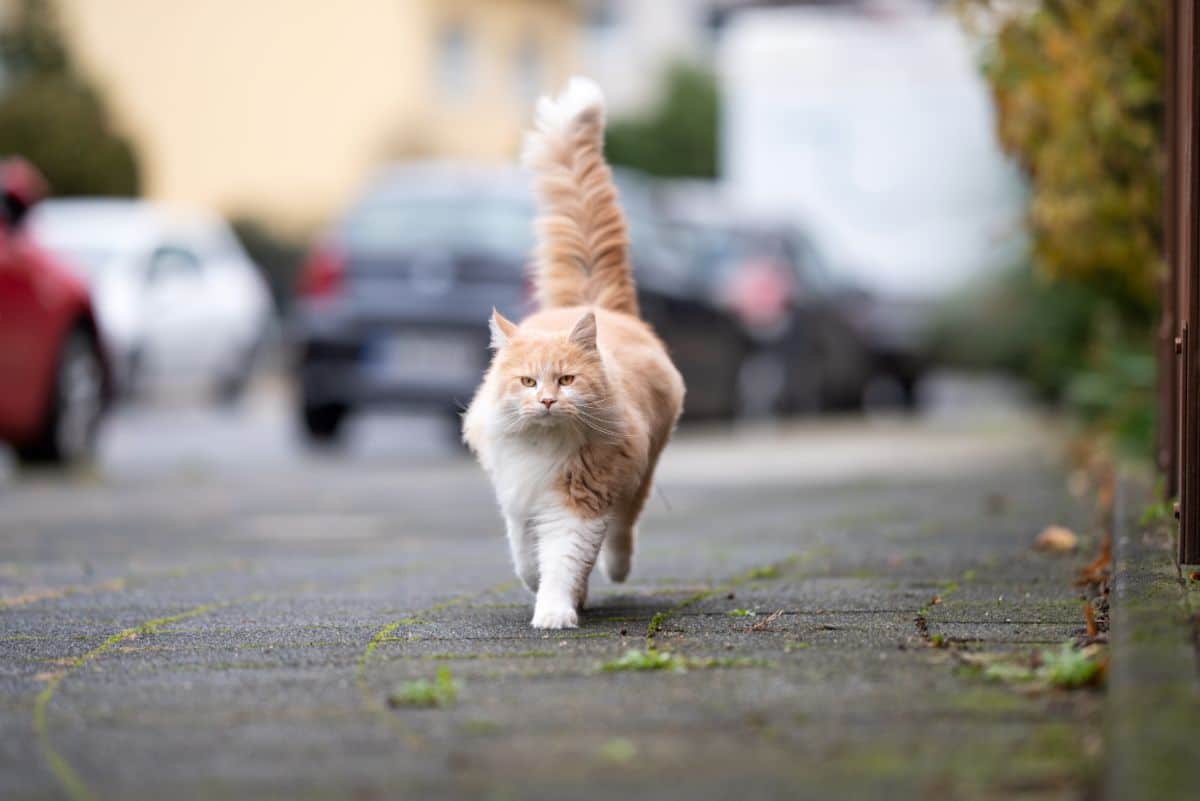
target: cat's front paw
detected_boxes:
[531,603,578,630]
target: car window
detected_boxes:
[44,245,124,278]
[192,222,247,265]
[784,230,839,292]
[147,244,202,284]
[31,216,136,278]
[342,194,535,260]
[674,226,765,284]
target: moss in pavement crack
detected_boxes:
[33,600,230,801]
[355,580,517,740]
[644,553,808,646]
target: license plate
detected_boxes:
[372,333,479,382]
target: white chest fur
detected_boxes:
[488,433,578,519]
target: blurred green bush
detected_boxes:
[605,62,718,179]
[0,0,141,196]
[947,0,1163,453]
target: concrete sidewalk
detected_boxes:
[1,418,1105,801]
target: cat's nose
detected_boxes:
[540,398,557,409]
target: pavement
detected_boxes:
[0,385,1108,801]
[1104,477,1200,801]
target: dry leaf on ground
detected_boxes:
[1084,602,1097,638]
[1075,534,1112,588]
[1035,525,1079,553]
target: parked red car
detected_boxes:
[0,158,111,465]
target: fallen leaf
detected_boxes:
[1075,534,1112,588]
[1084,602,1097,638]
[1035,525,1078,553]
[929,594,943,606]
[1189,571,1200,582]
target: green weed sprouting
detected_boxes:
[388,666,459,708]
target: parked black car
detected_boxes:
[663,213,869,415]
[291,163,745,443]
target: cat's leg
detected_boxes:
[530,508,608,629]
[600,523,634,583]
[505,514,539,593]
[601,472,655,583]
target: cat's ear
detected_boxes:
[489,308,518,349]
[568,311,597,350]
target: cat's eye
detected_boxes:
[520,376,536,388]
[558,375,575,386]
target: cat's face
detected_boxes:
[488,311,612,435]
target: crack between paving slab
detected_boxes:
[0,559,250,611]
[643,552,829,647]
[32,599,236,801]
[355,580,517,745]
[352,552,832,751]
[28,559,409,801]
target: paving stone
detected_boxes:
[0,420,1105,801]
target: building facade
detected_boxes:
[23,0,579,229]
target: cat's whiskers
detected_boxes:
[572,408,625,441]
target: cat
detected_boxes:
[462,76,685,629]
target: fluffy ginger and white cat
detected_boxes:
[462,77,685,629]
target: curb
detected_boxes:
[1104,477,1200,801]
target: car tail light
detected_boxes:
[726,260,793,331]
[296,244,345,298]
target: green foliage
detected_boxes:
[982,660,1037,684]
[1040,642,1105,689]
[599,648,766,673]
[974,0,1164,319]
[0,0,140,196]
[601,648,687,673]
[599,737,638,764]
[0,0,70,79]
[743,564,781,581]
[387,666,459,708]
[949,0,1163,455]
[929,266,1092,398]
[968,641,1105,690]
[0,75,139,196]
[606,62,718,179]
[1064,332,1155,456]
[726,608,757,618]
[1139,497,1174,527]
[930,260,1155,454]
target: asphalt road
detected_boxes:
[1,383,1101,801]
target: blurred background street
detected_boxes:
[0,0,1173,798]
[2,400,1100,801]
[1,0,1047,470]
[0,370,1027,482]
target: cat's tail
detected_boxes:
[521,76,638,317]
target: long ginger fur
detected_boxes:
[463,76,684,630]
[521,76,639,317]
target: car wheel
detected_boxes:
[16,328,106,466]
[301,402,348,445]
